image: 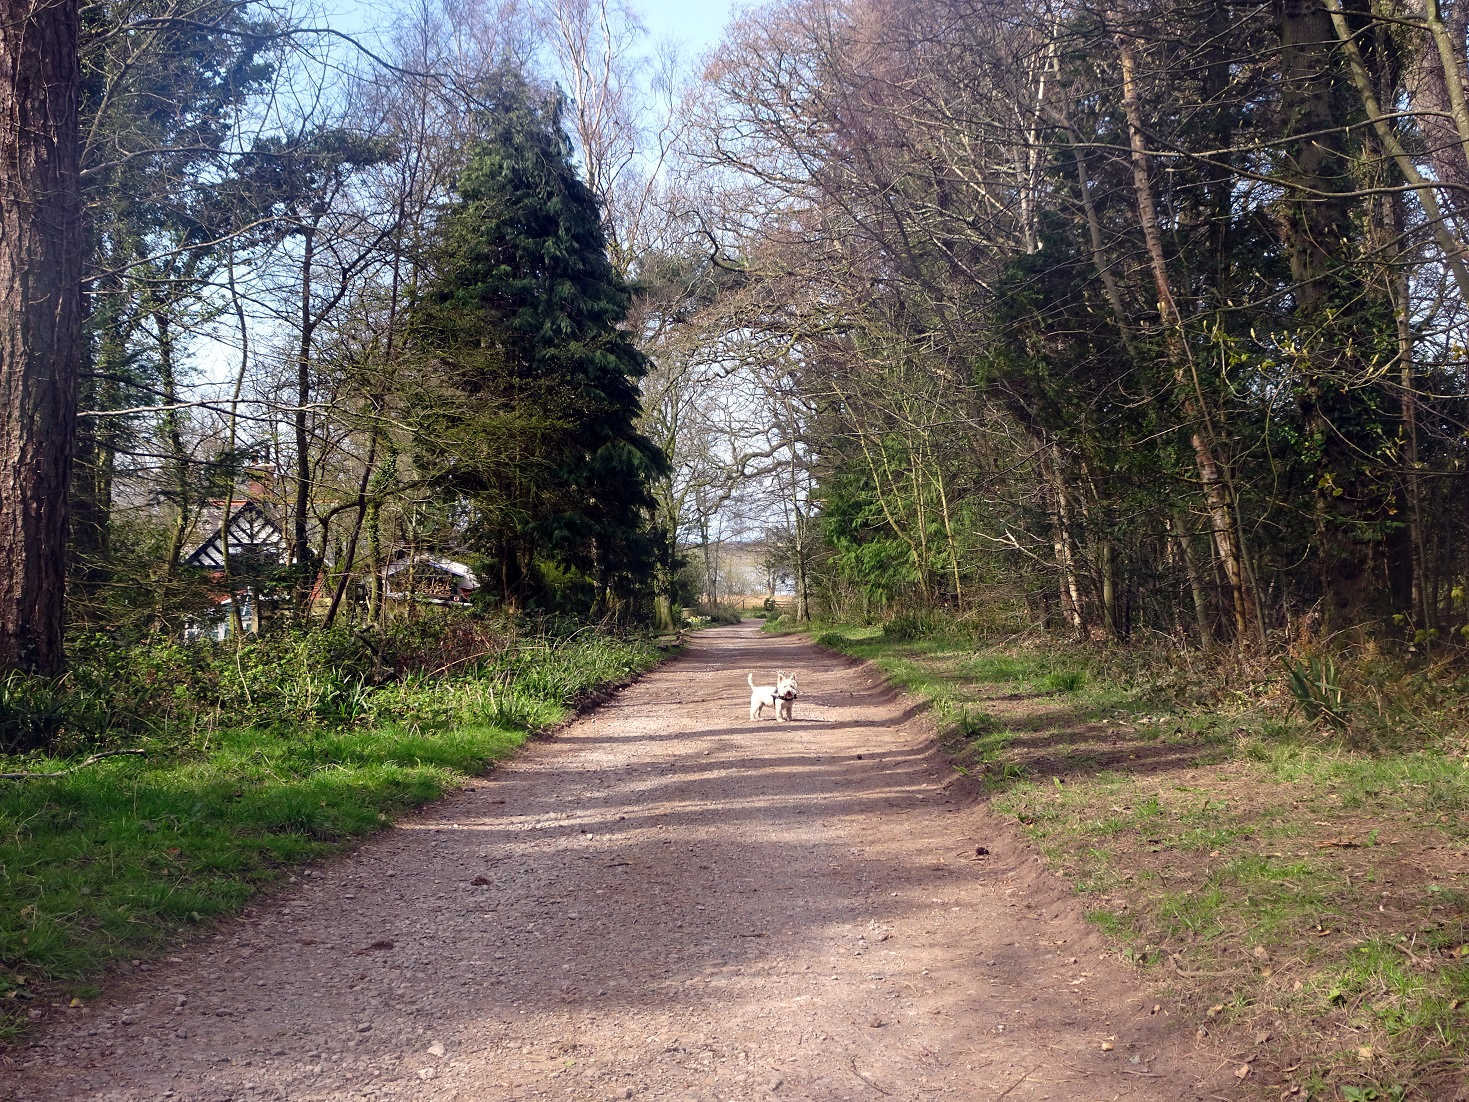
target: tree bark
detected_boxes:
[0,0,82,675]
[1325,0,1469,301]
[1381,188,1430,630]
[1171,512,1213,646]
[1041,442,1086,637]
[1118,35,1261,645]
[222,243,251,635]
[156,311,190,578]
[323,426,378,629]
[932,459,964,609]
[366,495,384,626]
[293,222,317,604]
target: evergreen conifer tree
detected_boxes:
[412,72,666,612]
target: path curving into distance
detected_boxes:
[3,622,1237,1101]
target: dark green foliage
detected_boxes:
[882,610,949,642]
[817,467,919,607]
[410,73,667,614]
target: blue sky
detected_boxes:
[334,0,741,60]
[638,0,739,56]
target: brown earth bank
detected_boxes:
[1,622,1242,1101]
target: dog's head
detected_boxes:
[775,671,798,700]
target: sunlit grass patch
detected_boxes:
[0,631,663,1039]
[0,734,480,1036]
[1086,907,1138,941]
[1301,929,1469,1097]
[795,619,1469,1095]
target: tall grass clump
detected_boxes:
[881,609,951,641]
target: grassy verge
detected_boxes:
[773,618,1469,1100]
[0,631,664,1039]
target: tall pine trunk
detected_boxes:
[0,0,82,674]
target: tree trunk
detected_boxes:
[156,311,190,578]
[1280,0,1379,629]
[0,0,82,675]
[789,467,811,624]
[1326,0,1469,301]
[909,450,932,604]
[1042,442,1086,636]
[1118,35,1261,645]
[222,244,251,635]
[293,223,317,607]
[324,426,379,629]
[1099,538,1118,641]
[697,512,725,607]
[1383,189,1430,630]
[932,460,964,609]
[1171,512,1213,646]
[366,495,384,626]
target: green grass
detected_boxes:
[0,632,663,1037]
[799,618,1469,1097]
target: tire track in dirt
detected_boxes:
[2,622,1239,1101]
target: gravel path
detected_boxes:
[3,623,1237,1101]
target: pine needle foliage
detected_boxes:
[410,71,667,612]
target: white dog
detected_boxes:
[748,671,798,722]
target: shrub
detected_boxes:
[0,612,651,754]
[881,609,949,641]
[0,672,87,753]
[1282,654,1350,729]
[1043,669,1088,693]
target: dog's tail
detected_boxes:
[747,672,756,689]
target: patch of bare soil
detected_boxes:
[1,623,1237,1101]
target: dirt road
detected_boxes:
[3,623,1236,1101]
